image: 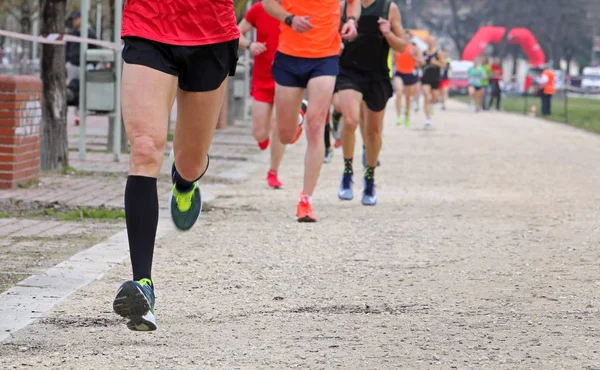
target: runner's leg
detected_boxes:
[393,76,404,124]
[303,76,336,196]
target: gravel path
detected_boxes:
[1,101,599,369]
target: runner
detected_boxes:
[336,0,406,206]
[421,36,442,128]
[263,0,360,222]
[468,57,487,111]
[393,31,423,127]
[438,50,451,110]
[112,0,239,331]
[237,2,305,188]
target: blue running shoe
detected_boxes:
[113,279,156,331]
[362,178,377,206]
[338,173,354,200]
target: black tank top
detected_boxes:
[340,0,391,78]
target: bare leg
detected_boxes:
[269,109,286,172]
[422,84,433,120]
[393,76,404,119]
[173,80,228,181]
[364,107,385,167]
[302,76,336,196]
[340,89,363,160]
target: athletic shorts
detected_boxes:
[440,79,450,89]
[272,52,339,89]
[471,86,483,91]
[335,67,393,112]
[395,71,418,86]
[122,36,239,92]
[251,80,275,104]
[422,79,440,90]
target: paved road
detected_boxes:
[1,101,599,369]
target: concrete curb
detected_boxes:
[0,194,218,343]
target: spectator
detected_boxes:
[488,57,503,110]
[537,66,555,116]
[65,11,97,125]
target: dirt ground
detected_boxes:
[1,101,599,369]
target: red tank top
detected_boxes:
[121,0,240,46]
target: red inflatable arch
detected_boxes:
[461,26,546,66]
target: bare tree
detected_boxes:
[39,0,68,170]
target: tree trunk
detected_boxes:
[39,0,68,170]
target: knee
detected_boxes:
[279,124,296,144]
[341,113,359,131]
[252,123,270,142]
[366,123,383,140]
[305,111,327,141]
[129,134,165,171]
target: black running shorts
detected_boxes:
[335,67,393,112]
[122,36,239,92]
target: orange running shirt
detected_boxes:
[395,44,416,74]
[278,0,341,58]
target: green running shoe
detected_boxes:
[113,279,156,331]
[170,182,202,231]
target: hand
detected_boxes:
[340,20,357,40]
[249,42,267,56]
[291,16,314,33]
[378,17,391,35]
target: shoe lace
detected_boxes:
[175,185,195,212]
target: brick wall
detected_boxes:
[0,75,43,189]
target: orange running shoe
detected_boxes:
[333,139,342,148]
[291,100,307,145]
[267,170,283,189]
[296,193,316,222]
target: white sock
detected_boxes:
[301,194,312,204]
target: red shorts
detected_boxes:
[251,80,275,104]
[440,79,450,89]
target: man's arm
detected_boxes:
[345,0,361,21]
[237,19,254,49]
[381,3,406,52]
[262,0,290,21]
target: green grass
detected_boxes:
[453,95,600,134]
[17,180,40,189]
[56,207,125,221]
[0,212,10,218]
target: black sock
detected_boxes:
[125,176,159,282]
[324,123,331,150]
[344,158,353,174]
[172,155,210,192]
[365,166,375,181]
[332,110,342,125]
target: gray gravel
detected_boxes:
[1,101,599,369]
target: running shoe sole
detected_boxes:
[113,281,156,331]
[298,216,317,223]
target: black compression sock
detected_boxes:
[365,166,375,181]
[332,110,342,124]
[324,123,332,149]
[125,176,159,281]
[344,158,353,174]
